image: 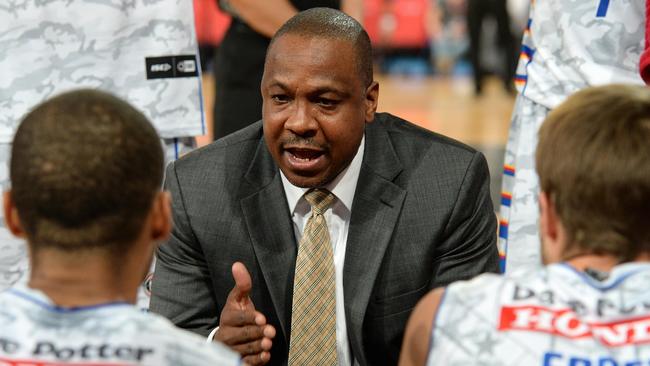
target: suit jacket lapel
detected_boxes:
[240,137,296,340]
[344,120,406,364]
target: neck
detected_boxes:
[28,248,138,307]
[566,252,650,273]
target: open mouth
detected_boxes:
[287,147,323,161]
[284,147,326,171]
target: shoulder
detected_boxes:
[446,272,504,293]
[171,121,264,173]
[371,112,478,156]
[165,121,265,191]
[369,112,483,173]
[442,269,547,309]
[367,113,489,200]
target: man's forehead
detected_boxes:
[267,33,357,65]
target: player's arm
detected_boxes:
[227,0,298,37]
[399,288,445,366]
[226,0,363,38]
[341,0,364,23]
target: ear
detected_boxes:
[539,191,559,242]
[539,191,563,263]
[150,191,172,244]
[3,190,25,238]
[364,81,379,124]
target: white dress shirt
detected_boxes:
[280,136,364,366]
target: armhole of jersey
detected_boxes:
[424,288,448,365]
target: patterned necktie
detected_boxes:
[288,188,338,365]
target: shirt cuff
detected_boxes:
[207,326,219,343]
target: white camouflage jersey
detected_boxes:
[428,263,650,365]
[516,0,646,109]
[0,285,241,366]
[0,0,204,142]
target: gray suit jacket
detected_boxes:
[150,112,499,365]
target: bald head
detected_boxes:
[268,7,373,87]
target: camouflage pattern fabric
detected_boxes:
[0,0,204,140]
[428,263,650,365]
[498,95,548,273]
[515,0,646,109]
[503,0,646,273]
[0,0,201,310]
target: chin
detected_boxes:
[285,172,329,189]
[289,177,324,189]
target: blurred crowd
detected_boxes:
[194,0,530,77]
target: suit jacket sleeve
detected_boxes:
[431,150,499,288]
[149,161,218,337]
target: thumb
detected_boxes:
[231,261,252,303]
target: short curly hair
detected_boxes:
[10,89,164,252]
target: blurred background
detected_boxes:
[192,0,531,209]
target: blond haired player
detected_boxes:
[401,84,650,366]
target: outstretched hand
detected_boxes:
[215,262,276,366]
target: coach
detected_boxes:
[150,8,498,366]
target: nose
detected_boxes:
[285,100,317,137]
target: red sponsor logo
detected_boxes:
[499,305,650,347]
[0,357,129,366]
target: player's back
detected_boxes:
[0,285,241,366]
[428,263,650,365]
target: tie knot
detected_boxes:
[304,189,335,215]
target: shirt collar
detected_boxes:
[280,135,365,214]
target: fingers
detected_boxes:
[217,324,266,344]
[217,322,276,343]
[262,323,276,339]
[230,336,272,356]
[230,262,252,303]
[242,351,271,366]
[220,307,258,327]
[216,325,274,366]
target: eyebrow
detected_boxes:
[266,81,351,98]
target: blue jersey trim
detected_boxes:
[557,262,643,292]
[8,288,131,313]
[596,0,610,17]
[521,45,535,59]
[195,54,206,136]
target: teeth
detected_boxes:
[292,153,313,161]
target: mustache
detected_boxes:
[280,136,329,150]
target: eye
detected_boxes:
[271,94,290,104]
[316,98,338,108]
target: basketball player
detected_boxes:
[400,84,650,365]
[499,0,648,273]
[0,89,242,366]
